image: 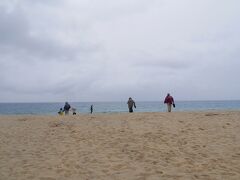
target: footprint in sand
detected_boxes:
[205,113,219,116]
[49,122,64,128]
[18,118,27,121]
[39,177,56,180]
[75,164,80,169]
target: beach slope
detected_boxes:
[0,111,240,180]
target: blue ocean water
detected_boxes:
[0,101,240,115]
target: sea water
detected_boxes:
[0,101,240,115]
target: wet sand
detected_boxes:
[0,111,240,180]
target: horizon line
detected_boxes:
[1,99,240,103]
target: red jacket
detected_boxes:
[164,95,174,104]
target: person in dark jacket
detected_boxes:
[127,97,136,113]
[64,102,71,115]
[90,105,93,114]
[164,93,175,112]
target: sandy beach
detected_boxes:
[0,111,240,180]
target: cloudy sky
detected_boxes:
[0,0,239,102]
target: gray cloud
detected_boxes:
[0,0,240,102]
[0,3,101,62]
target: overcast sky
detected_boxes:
[0,0,240,102]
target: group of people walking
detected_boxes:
[58,93,175,115]
[58,102,94,115]
[127,93,175,113]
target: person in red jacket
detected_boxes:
[164,93,175,112]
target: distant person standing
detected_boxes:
[164,93,175,112]
[127,97,136,113]
[90,105,93,114]
[64,102,71,115]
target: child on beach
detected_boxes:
[58,108,64,115]
[71,108,77,115]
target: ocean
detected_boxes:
[0,101,240,115]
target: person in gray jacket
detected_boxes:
[127,97,136,113]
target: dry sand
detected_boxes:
[0,111,240,180]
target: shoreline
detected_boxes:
[0,109,240,116]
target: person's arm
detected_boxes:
[172,97,175,107]
[164,97,167,103]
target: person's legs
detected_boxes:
[65,110,69,115]
[129,107,133,113]
[167,103,172,112]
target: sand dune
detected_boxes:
[0,111,240,180]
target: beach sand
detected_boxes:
[0,111,240,180]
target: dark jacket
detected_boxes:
[64,103,71,111]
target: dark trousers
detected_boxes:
[129,107,133,113]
